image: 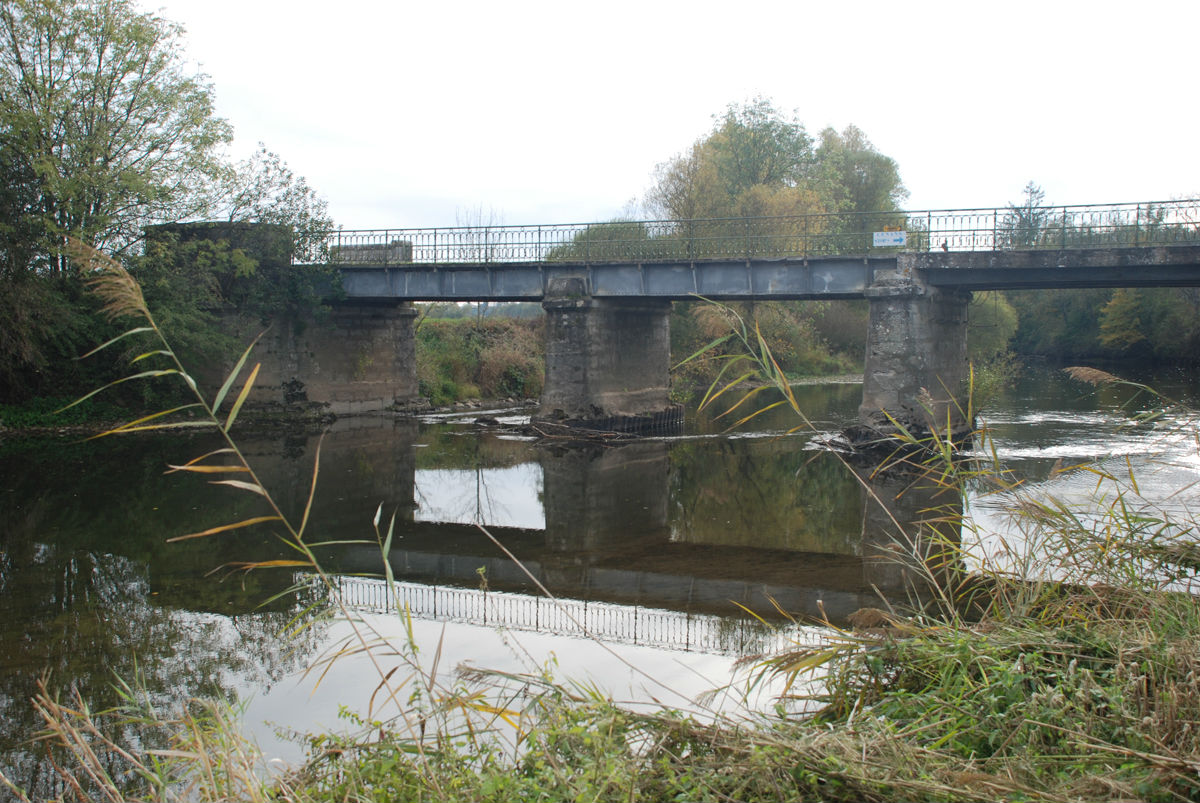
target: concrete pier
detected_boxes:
[857,264,972,441]
[536,277,678,431]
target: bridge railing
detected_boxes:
[328,575,812,657]
[315,199,1200,266]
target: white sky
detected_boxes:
[150,0,1199,230]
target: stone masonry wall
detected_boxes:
[213,302,421,416]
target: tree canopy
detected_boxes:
[0,0,335,403]
[646,98,906,222]
[0,0,233,272]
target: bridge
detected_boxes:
[206,200,1200,438]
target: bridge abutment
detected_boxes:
[536,277,679,431]
[216,301,423,416]
[857,264,972,443]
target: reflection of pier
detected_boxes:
[331,576,810,657]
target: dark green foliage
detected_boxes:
[1009,286,1200,364]
[0,1,334,415]
[967,291,1018,363]
[0,0,233,268]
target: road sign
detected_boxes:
[873,230,907,247]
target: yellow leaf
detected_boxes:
[168,516,283,542]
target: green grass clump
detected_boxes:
[0,394,133,428]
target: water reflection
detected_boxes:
[303,421,958,628]
[0,436,330,800]
[4,366,1198,794]
[0,398,965,795]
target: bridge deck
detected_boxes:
[324,201,1200,301]
[336,244,1200,302]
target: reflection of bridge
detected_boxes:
[331,577,810,657]
[210,201,1200,436]
[290,427,952,631]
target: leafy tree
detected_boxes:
[217,144,333,261]
[1097,289,1147,351]
[706,97,814,200]
[648,99,906,386]
[646,98,906,225]
[647,98,820,222]
[814,125,908,216]
[0,0,335,406]
[0,0,233,271]
[967,291,1018,361]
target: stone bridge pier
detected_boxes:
[535,277,680,431]
[856,260,973,443]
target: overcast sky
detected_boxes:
[150,0,1198,230]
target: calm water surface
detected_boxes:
[1,366,1197,793]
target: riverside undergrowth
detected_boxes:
[9,259,1200,802]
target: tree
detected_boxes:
[814,125,908,216]
[0,0,233,272]
[646,99,906,225]
[646,98,819,222]
[706,97,814,199]
[967,291,1018,361]
[1098,289,1147,351]
[999,182,1051,248]
[0,0,336,404]
[647,99,907,387]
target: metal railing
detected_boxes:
[312,199,1200,266]
[330,576,812,657]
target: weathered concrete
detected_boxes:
[536,276,678,430]
[857,264,972,440]
[216,302,423,416]
[147,221,423,416]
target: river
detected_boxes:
[1,365,1197,795]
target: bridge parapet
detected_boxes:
[317,199,1200,267]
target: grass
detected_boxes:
[9,259,1200,801]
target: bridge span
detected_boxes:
[204,200,1200,437]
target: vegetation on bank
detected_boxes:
[1002,184,1200,366]
[415,315,545,407]
[0,0,334,416]
[5,4,1200,801]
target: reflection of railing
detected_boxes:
[331,576,811,657]
[317,200,1200,266]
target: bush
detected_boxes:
[416,318,544,406]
